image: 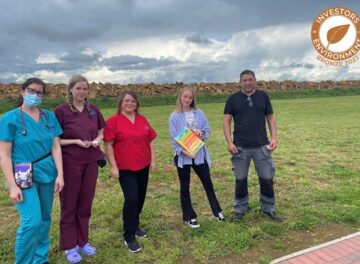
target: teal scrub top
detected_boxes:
[0,108,63,183]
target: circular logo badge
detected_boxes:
[311,7,360,64]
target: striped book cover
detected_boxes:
[175,127,205,156]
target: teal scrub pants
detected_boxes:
[14,180,55,264]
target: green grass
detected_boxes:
[0,95,359,263]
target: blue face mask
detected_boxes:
[23,93,42,108]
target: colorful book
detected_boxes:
[175,127,205,156]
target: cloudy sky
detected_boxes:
[0,0,359,83]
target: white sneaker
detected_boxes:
[215,212,225,221]
[184,219,200,228]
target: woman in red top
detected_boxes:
[104,90,156,253]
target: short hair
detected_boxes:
[240,70,256,80]
[175,86,197,112]
[117,90,140,114]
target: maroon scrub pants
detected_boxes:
[60,161,98,250]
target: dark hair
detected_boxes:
[67,75,91,113]
[17,78,46,106]
[117,90,140,114]
[240,70,256,80]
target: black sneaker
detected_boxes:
[184,219,200,228]
[234,207,251,222]
[261,211,284,222]
[124,239,142,253]
[215,212,225,221]
[135,228,147,238]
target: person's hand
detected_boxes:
[9,186,23,203]
[267,138,277,152]
[182,150,194,158]
[227,142,238,154]
[54,175,64,193]
[150,161,156,171]
[193,129,204,138]
[91,139,100,148]
[110,166,119,178]
[78,139,91,148]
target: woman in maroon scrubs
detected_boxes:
[55,75,105,263]
[104,90,156,253]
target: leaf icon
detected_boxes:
[326,24,350,49]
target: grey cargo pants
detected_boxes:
[231,145,276,213]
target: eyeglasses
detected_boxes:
[247,96,253,107]
[26,87,44,97]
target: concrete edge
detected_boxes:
[271,231,360,264]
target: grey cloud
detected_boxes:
[0,46,101,75]
[102,55,177,71]
[0,0,359,83]
[130,60,238,84]
[0,75,19,83]
[304,63,315,69]
[127,0,359,37]
[287,63,315,69]
[186,34,213,45]
[59,50,102,68]
[3,0,358,44]
[1,1,129,42]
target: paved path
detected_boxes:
[271,232,360,264]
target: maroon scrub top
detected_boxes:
[55,104,105,164]
[103,113,156,171]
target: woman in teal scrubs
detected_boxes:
[0,78,64,264]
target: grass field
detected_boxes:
[0,95,359,263]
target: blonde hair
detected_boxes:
[175,86,197,112]
[67,75,91,113]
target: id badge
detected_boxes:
[13,163,33,189]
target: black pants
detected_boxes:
[175,156,222,221]
[119,166,149,242]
